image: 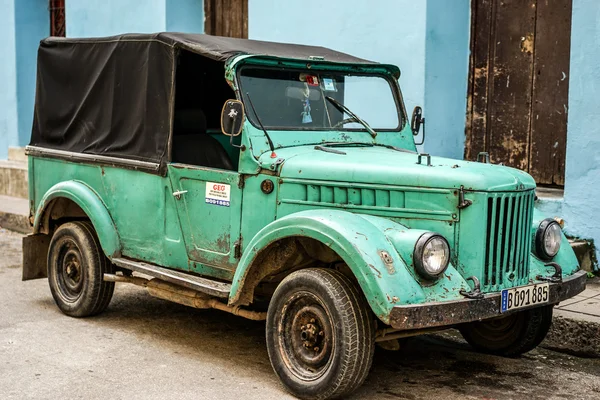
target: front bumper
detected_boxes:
[389,270,587,330]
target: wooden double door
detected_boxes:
[465,0,572,186]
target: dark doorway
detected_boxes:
[465,0,572,186]
[49,0,66,37]
[204,0,248,38]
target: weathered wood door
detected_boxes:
[204,0,248,38]
[465,0,572,186]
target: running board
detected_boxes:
[111,258,231,299]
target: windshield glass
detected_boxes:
[239,67,401,131]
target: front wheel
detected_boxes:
[47,221,115,317]
[459,305,554,357]
[266,268,375,400]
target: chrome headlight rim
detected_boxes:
[413,232,451,281]
[535,218,562,260]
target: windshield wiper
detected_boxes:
[325,96,377,138]
[245,92,276,156]
[319,142,416,154]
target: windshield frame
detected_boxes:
[236,64,406,133]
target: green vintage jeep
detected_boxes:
[24,33,585,399]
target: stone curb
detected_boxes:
[0,210,31,235]
[542,315,600,358]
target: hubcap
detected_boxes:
[279,292,334,381]
[56,241,85,302]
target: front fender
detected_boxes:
[229,210,470,324]
[530,209,580,277]
[33,180,121,258]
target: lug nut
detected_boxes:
[314,347,319,352]
[310,318,315,323]
[319,331,324,336]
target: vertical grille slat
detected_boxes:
[524,193,535,279]
[495,196,506,287]
[501,196,514,277]
[512,195,524,283]
[508,196,519,272]
[485,196,497,286]
[483,190,533,291]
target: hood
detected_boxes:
[260,145,536,192]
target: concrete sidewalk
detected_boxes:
[0,194,29,234]
[542,278,600,357]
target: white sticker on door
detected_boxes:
[205,182,231,207]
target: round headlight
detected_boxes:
[413,233,450,280]
[535,218,562,260]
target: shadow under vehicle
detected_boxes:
[22,33,586,400]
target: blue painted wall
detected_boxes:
[166,0,204,32]
[248,0,470,157]
[66,0,204,37]
[66,0,167,36]
[15,0,48,147]
[0,0,18,159]
[561,0,600,262]
[424,0,470,160]
[249,0,428,118]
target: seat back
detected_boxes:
[171,109,234,170]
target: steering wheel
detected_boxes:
[332,117,359,129]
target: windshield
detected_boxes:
[239,67,401,131]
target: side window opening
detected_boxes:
[171,50,240,170]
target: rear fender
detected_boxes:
[32,180,121,258]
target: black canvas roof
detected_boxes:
[30,33,388,175]
[42,32,378,64]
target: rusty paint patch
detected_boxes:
[378,250,396,275]
[368,264,382,279]
[356,232,368,240]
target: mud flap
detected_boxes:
[22,234,50,281]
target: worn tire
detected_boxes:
[266,268,375,400]
[48,221,115,317]
[459,305,553,357]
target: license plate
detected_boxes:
[500,283,549,313]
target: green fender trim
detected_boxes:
[33,180,121,258]
[229,209,470,324]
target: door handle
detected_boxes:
[173,190,188,200]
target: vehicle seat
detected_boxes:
[172,109,234,170]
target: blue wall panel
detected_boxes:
[249,0,428,118]
[66,0,168,37]
[561,0,600,262]
[166,0,204,32]
[0,0,18,158]
[15,0,48,147]
[424,0,470,160]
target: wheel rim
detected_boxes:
[278,291,334,381]
[56,239,85,302]
[472,313,523,344]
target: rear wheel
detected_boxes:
[459,305,553,357]
[266,268,375,400]
[48,221,115,317]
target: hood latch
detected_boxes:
[457,185,473,210]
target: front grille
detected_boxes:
[483,190,535,290]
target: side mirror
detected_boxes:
[411,106,425,145]
[221,99,245,137]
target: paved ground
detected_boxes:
[1,228,600,400]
